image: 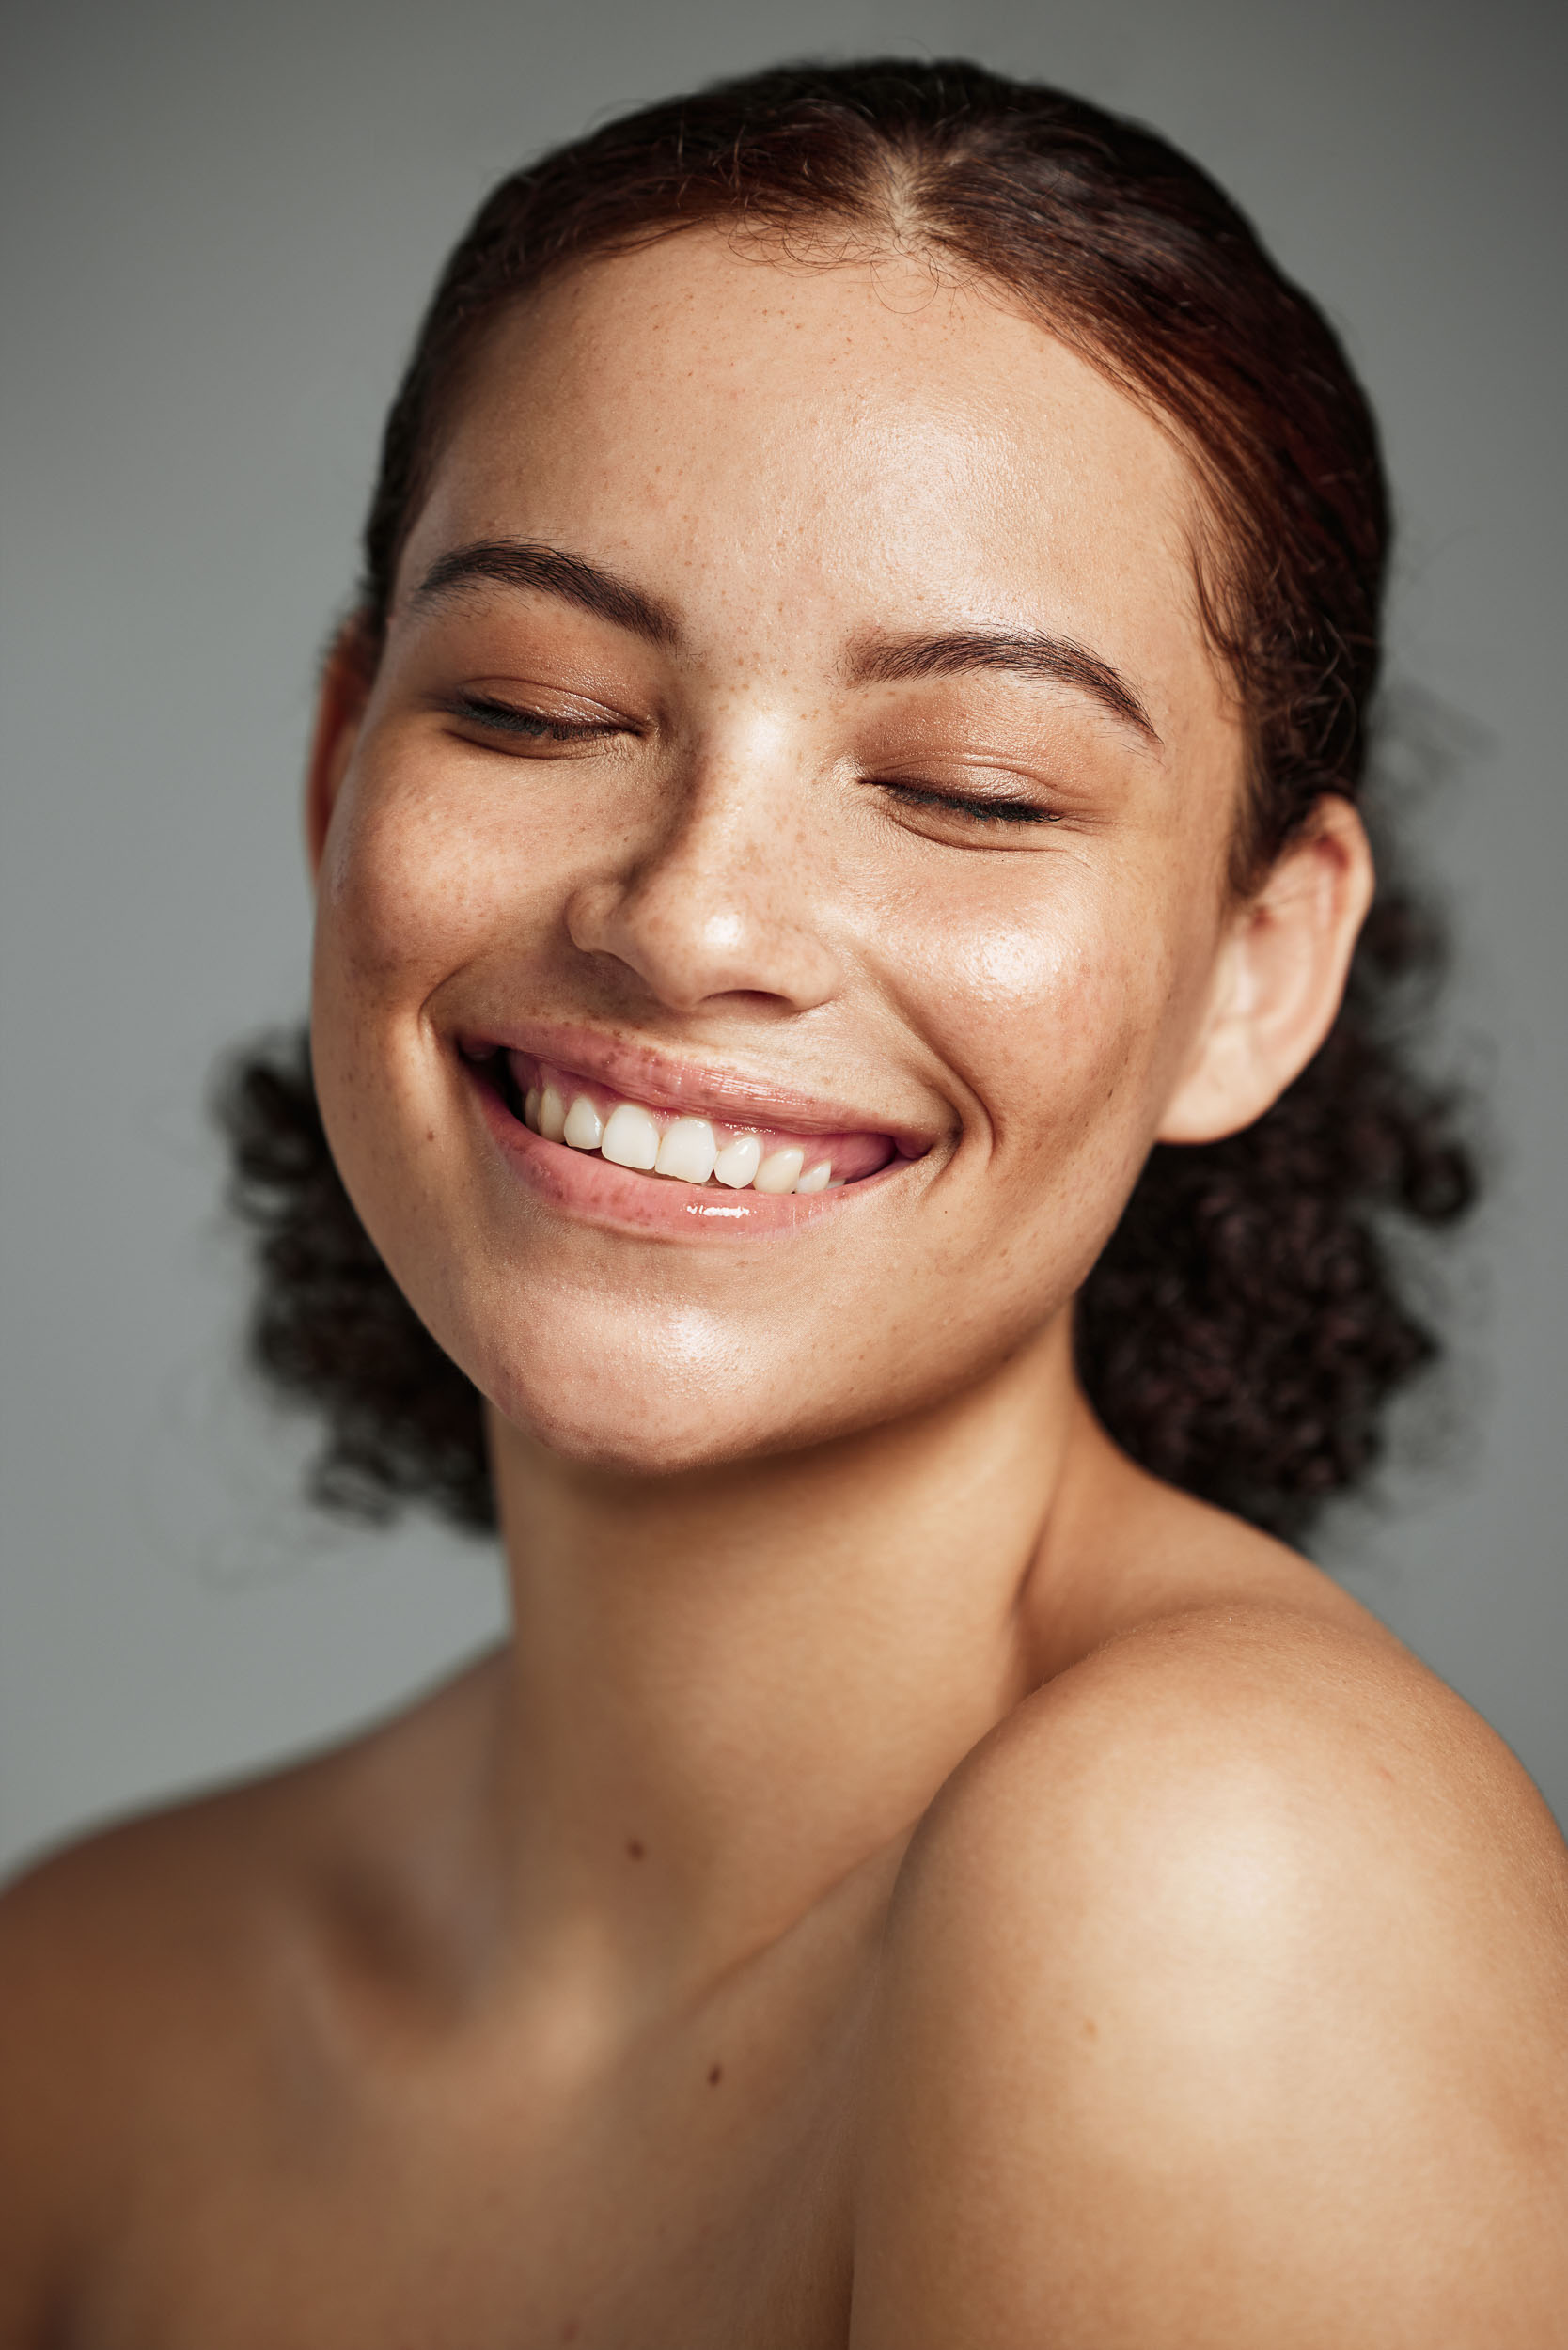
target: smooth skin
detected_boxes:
[2,232,1564,2348]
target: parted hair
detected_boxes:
[218,57,1474,1541]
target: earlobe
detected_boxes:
[1157,796,1374,1146]
[304,617,377,880]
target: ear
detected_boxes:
[1157,794,1374,1145]
[304,617,377,879]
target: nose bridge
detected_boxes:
[570,707,841,1011]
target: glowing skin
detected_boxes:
[307,235,1322,1476]
[7,228,1564,2350]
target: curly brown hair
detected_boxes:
[217,58,1475,1543]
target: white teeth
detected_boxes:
[712,1132,762,1189]
[526,1073,846,1198]
[601,1101,661,1171]
[654,1116,717,1184]
[753,1146,806,1195]
[562,1093,604,1151]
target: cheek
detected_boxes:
[890,887,1215,1354]
[309,760,526,1262]
[319,760,510,1002]
[902,876,1197,1172]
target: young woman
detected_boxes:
[3,58,1564,2347]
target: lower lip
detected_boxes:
[466,1064,909,1239]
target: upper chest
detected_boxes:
[67,1938,870,2350]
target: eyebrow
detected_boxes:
[411,540,1160,747]
[410,539,680,649]
[846,628,1162,746]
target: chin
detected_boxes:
[474,1308,814,1480]
[488,1378,792,1481]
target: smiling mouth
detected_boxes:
[468,1047,909,1196]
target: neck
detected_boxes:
[478,1311,1094,2007]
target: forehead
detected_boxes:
[402,229,1225,729]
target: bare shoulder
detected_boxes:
[0,1653,501,2336]
[851,1590,1568,2348]
[0,1776,288,2335]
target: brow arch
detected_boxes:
[409,540,680,650]
[847,627,1161,747]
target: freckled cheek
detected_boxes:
[917,912,1179,1163]
[321,766,557,995]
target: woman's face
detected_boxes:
[309,231,1249,1472]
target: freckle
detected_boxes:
[425,1128,434,1142]
[626,1838,645,1860]
[708,2062,723,2085]
[560,2323,579,2342]
[1082,2017,1098,2041]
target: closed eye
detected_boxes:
[880,779,1061,827]
[443,693,627,744]
[439,699,1059,828]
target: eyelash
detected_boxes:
[882,780,1059,827]
[447,697,1059,827]
[447,694,619,744]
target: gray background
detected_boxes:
[2,0,1564,1875]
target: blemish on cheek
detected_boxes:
[1082,2016,1098,2042]
[708,2062,724,2086]
[626,1838,646,1860]
[560,2322,579,2342]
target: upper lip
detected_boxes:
[456,1019,937,1148]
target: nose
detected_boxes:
[564,732,842,1015]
